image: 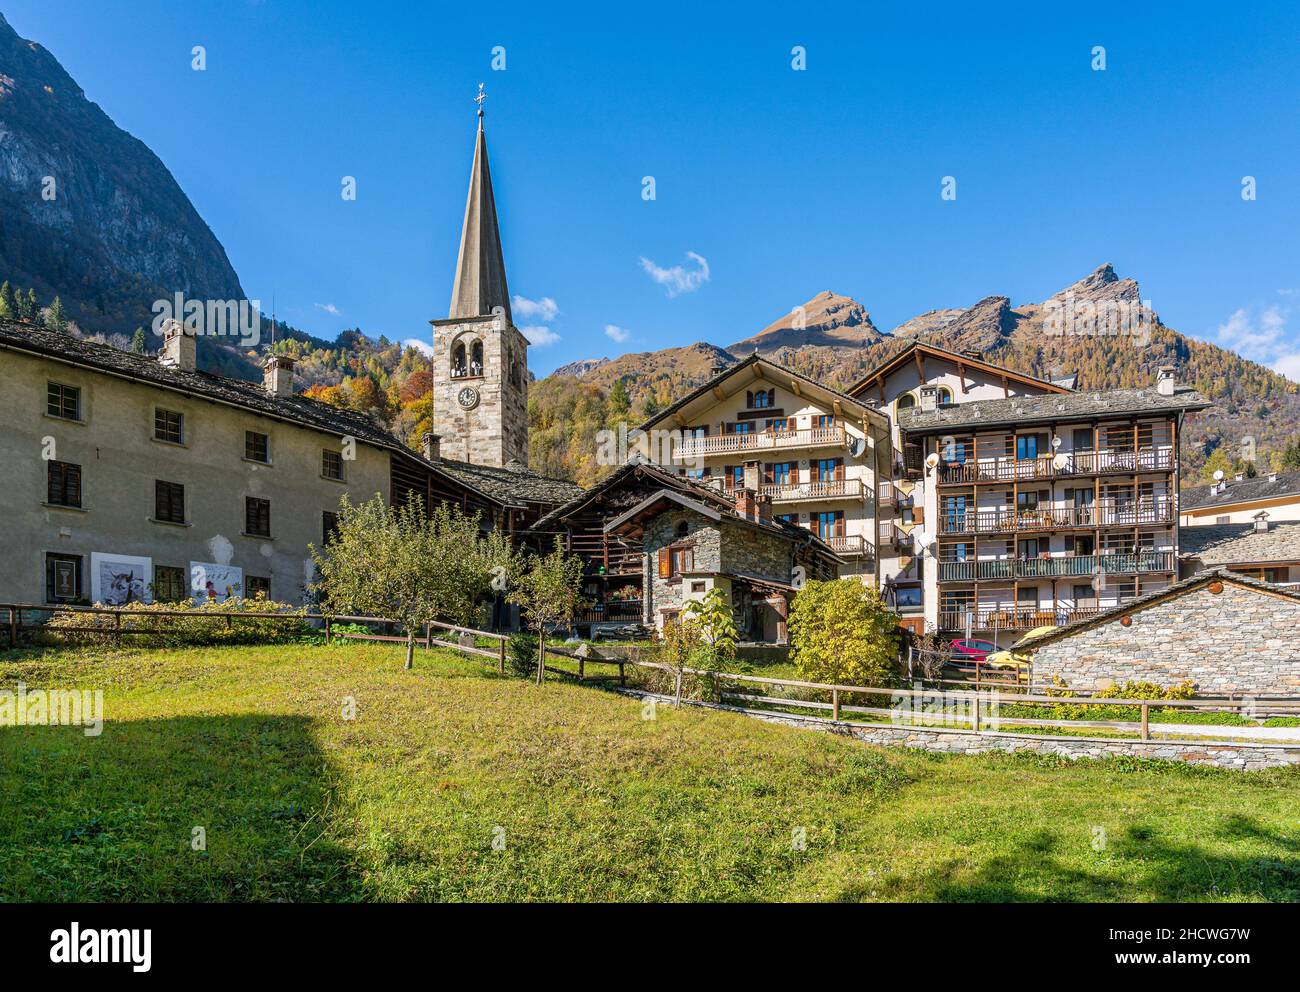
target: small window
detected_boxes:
[690,581,707,594]
[47,382,81,421]
[246,576,271,600]
[155,481,186,524]
[153,566,188,603]
[322,449,345,481]
[675,521,690,540]
[671,546,694,576]
[936,386,955,407]
[245,497,272,537]
[323,511,340,546]
[245,431,270,463]
[1215,515,1230,525]
[154,408,184,444]
[47,460,82,508]
[895,393,916,411]
[45,553,83,604]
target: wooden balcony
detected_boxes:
[937,448,1176,485]
[938,551,1175,583]
[576,601,644,624]
[938,607,1105,632]
[677,425,848,459]
[937,500,1176,535]
[825,534,871,558]
[759,478,863,503]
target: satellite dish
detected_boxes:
[848,436,866,458]
[924,452,941,470]
[1213,469,1225,481]
[913,528,935,551]
[1052,453,1069,471]
[1051,435,1063,449]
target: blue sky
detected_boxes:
[7,1,1300,377]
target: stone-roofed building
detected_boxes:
[1016,569,1300,695]
[895,368,1211,646]
[1179,469,1300,527]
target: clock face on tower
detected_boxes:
[456,385,480,410]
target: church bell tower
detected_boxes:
[430,85,529,468]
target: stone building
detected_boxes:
[1179,469,1300,526]
[604,487,839,643]
[1017,569,1300,695]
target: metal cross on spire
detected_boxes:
[475,83,487,121]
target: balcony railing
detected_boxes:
[938,607,1106,632]
[938,448,1176,485]
[937,551,1175,583]
[825,534,871,558]
[576,601,644,624]
[677,425,847,459]
[759,478,863,503]
[880,522,913,549]
[937,500,1176,535]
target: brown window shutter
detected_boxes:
[913,506,925,525]
[834,459,845,481]
[658,548,671,578]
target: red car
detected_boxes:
[949,639,996,667]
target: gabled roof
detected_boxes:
[603,487,839,557]
[1178,521,1300,567]
[1015,568,1300,652]
[637,353,887,434]
[846,341,1073,400]
[897,383,1210,434]
[1181,470,1300,514]
[529,459,726,531]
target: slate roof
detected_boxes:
[435,457,584,506]
[1180,470,1300,513]
[0,319,582,509]
[529,459,725,531]
[897,383,1211,433]
[1014,568,1300,651]
[1178,521,1300,566]
[637,352,883,434]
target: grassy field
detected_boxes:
[1,642,1298,902]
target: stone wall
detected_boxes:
[1031,583,1300,695]
[642,511,722,624]
[621,692,1300,771]
[720,519,797,586]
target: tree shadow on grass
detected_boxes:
[0,713,359,902]
[842,816,1300,903]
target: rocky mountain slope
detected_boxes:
[0,13,245,343]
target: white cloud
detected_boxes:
[604,324,630,343]
[314,302,342,315]
[639,251,710,297]
[403,338,435,357]
[1216,304,1300,382]
[512,295,559,322]
[521,325,560,346]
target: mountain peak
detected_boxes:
[726,291,882,354]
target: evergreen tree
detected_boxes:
[44,295,68,332]
[609,377,631,416]
[0,281,12,320]
[20,288,38,322]
[1282,439,1300,473]
[642,392,660,417]
[131,327,148,354]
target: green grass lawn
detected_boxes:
[1,642,1298,902]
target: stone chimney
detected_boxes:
[1234,472,1245,482]
[710,362,728,377]
[734,488,756,521]
[422,432,442,462]
[158,320,197,371]
[1268,472,1278,483]
[1156,365,1177,397]
[919,384,939,412]
[1254,511,1271,534]
[262,354,295,397]
[753,491,772,524]
[743,460,762,493]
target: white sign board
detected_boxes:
[190,562,243,605]
[90,553,153,606]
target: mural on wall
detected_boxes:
[190,562,243,605]
[90,553,153,606]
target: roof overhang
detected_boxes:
[847,342,1073,400]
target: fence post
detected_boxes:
[498,638,506,675]
[1140,702,1150,741]
[578,655,585,682]
[325,615,332,645]
[674,669,683,706]
[113,610,122,646]
[536,638,546,686]
[832,689,840,722]
[972,691,981,731]
[8,606,16,649]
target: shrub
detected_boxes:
[41,597,309,647]
[789,579,900,688]
[506,633,539,678]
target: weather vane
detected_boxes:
[475,83,487,119]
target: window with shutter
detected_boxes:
[658,548,671,578]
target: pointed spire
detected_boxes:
[449,85,511,323]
